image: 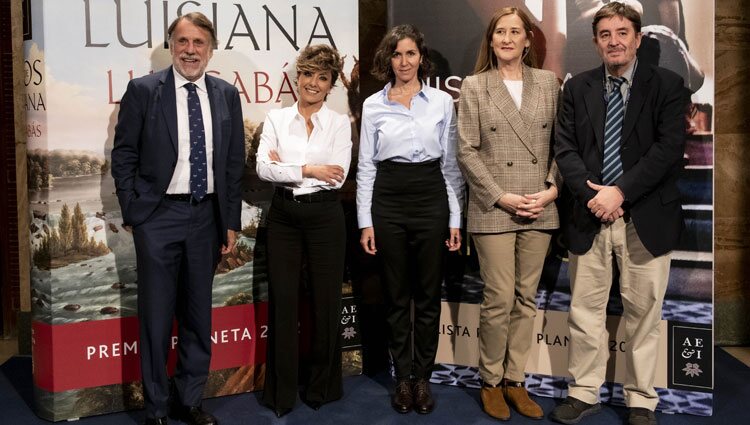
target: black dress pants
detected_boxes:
[372,160,449,380]
[262,190,346,410]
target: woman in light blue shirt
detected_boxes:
[356,24,464,415]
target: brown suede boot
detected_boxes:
[481,385,510,421]
[502,379,543,419]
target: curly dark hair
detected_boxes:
[296,44,344,87]
[370,24,432,83]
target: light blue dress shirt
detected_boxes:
[356,83,465,229]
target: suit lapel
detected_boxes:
[621,64,652,146]
[517,65,539,154]
[485,67,536,157]
[206,75,224,163]
[160,68,178,154]
[583,66,606,153]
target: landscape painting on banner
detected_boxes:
[389,0,714,416]
[24,0,359,421]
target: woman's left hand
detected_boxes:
[445,228,462,251]
[518,185,558,219]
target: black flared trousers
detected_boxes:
[262,190,346,409]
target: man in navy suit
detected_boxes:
[111,12,244,425]
[551,2,687,425]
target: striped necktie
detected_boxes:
[185,83,207,201]
[602,76,626,185]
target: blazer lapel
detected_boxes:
[486,68,536,157]
[517,65,539,154]
[583,66,606,153]
[160,68,178,154]
[206,75,225,162]
[620,64,652,146]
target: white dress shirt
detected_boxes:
[167,67,214,194]
[256,102,352,195]
[356,83,465,229]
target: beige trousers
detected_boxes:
[474,230,552,385]
[567,217,671,410]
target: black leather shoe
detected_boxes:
[628,407,657,425]
[274,407,292,418]
[391,378,413,414]
[412,378,435,414]
[304,400,322,411]
[549,396,601,424]
[175,405,218,425]
[144,417,168,425]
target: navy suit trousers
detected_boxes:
[132,197,220,417]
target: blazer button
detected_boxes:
[490,126,497,131]
[532,158,538,164]
[507,161,513,166]
[542,123,548,128]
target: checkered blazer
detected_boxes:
[457,66,562,234]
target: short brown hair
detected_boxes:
[167,12,218,49]
[371,24,432,83]
[592,1,641,36]
[296,44,344,87]
[472,7,537,75]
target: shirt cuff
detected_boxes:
[449,214,462,229]
[357,213,373,229]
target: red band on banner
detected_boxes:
[33,303,268,393]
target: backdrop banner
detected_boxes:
[24,0,360,421]
[389,0,714,416]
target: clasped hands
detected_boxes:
[496,185,558,219]
[585,180,625,222]
[268,150,344,186]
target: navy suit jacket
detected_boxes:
[554,63,688,257]
[111,67,245,243]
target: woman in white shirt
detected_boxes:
[256,44,352,417]
[356,24,464,415]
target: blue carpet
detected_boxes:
[2,348,745,424]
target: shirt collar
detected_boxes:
[604,58,636,85]
[381,81,430,103]
[173,66,208,93]
[292,102,330,130]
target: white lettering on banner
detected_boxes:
[84,328,254,360]
[341,304,357,325]
[83,1,336,51]
[210,327,253,344]
[85,340,138,360]
[681,337,705,360]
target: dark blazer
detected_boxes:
[111,67,245,243]
[554,63,687,256]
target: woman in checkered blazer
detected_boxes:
[456,7,561,422]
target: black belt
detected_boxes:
[164,193,215,204]
[274,187,338,203]
[376,159,440,170]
